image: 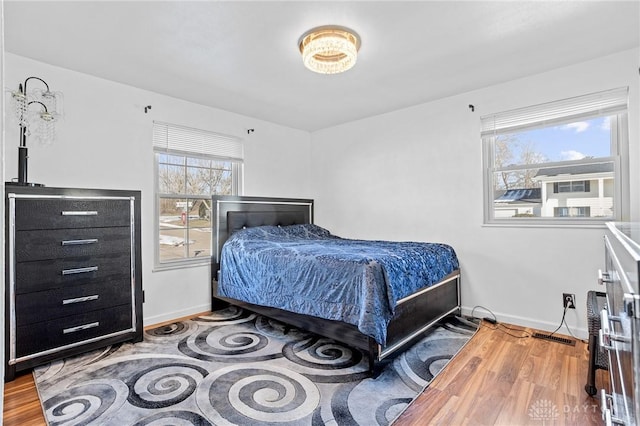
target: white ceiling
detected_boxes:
[4,1,639,132]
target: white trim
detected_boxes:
[153,121,243,161]
[480,87,629,137]
[144,303,212,327]
[460,305,588,340]
[152,258,210,272]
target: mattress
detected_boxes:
[218,224,459,345]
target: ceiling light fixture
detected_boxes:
[298,26,361,75]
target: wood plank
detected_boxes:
[395,322,610,425]
[3,372,45,426]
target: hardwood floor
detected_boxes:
[3,319,609,425]
[395,321,609,425]
[3,372,45,426]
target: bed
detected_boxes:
[211,195,461,371]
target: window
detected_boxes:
[482,87,629,226]
[153,122,243,268]
[554,207,590,218]
[553,181,590,193]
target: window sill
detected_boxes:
[152,259,211,273]
[482,219,611,229]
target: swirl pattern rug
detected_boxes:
[33,307,478,425]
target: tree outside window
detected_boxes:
[157,153,235,264]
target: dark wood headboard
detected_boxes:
[211,195,314,272]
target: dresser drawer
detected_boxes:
[16,304,133,358]
[14,198,131,230]
[15,253,131,294]
[15,278,132,326]
[15,227,131,262]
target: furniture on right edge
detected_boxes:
[597,222,640,425]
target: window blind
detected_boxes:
[480,87,629,137]
[153,121,243,161]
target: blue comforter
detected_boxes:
[218,224,459,345]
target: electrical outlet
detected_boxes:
[563,293,576,309]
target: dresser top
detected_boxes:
[5,184,140,199]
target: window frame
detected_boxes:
[153,123,243,270]
[482,88,629,227]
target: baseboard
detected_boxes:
[144,303,211,328]
[460,305,588,340]
[145,304,589,339]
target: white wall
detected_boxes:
[1,0,6,407]
[4,53,313,326]
[310,48,639,337]
[4,48,638,339]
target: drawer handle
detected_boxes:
[624,293,640,319]
[599,309,630,351]
[601,308,622,327]
[600,390,612,425]
[62,211,98,216]
[601,329,631,344]
[61,239,98,246]
[62,295,99,305]
[599,328,613,351]
[63,322,99,334]
[599,309,613,350]
[600,389,624,425]
[62,266,99,275]
[598,269,612,285]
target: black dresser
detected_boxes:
[4,185,143,381]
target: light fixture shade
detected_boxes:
[11,87,63,145]
[7,76,63,186]
[299,26,360,74]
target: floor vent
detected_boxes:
[532,332,576,346]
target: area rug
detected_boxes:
[34,307,478,425]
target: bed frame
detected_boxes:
[211,195,461,371]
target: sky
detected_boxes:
[508,115,612,165]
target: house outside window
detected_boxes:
[482,87,629,226]
[153,122,243,269]
[536,163,614,218]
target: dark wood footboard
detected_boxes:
[211,279,372,354]
[212,271,460,370]
[382,272,460,359]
